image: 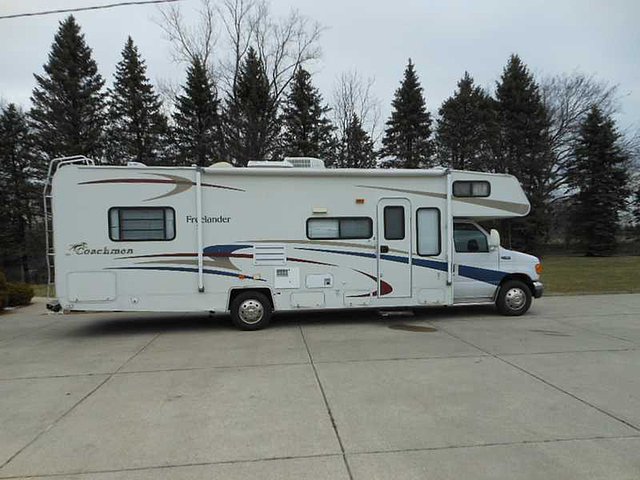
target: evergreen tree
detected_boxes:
[0,105,42,281]
[633,186,640,235]
[380,59,433,168]
[30,15,106,159]
[280,68,335,159]
[436,72,497,170]
[335,114,375,168]
[224,47,279,166]
[173,57,222,166]
[106,37,169,164]
[568,107,629,255]
[494,55,553,254]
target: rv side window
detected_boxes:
[109,207,175,241]
[453,181,490,197]
[416,208,440,256]
[384,206,405,240]
[307,217,372,240]
[454,223,489,253]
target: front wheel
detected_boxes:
[496,280,532,316]
[230,291,272,330]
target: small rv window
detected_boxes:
[384,206,405,240]
[307,217,372,240]
[416,208,440,256]
[453,181,490,198]
[109,207,175,241]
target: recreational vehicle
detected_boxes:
[44,156,543,330]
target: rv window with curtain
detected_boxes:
[453,181,490,197]
[416,208,440,255]
[384,206,405,240]
[109,207,175,241]
[307,217,372,240]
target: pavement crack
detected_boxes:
[0,453,344,479]
[346,433,640,457]
[298,324,354,480]
[0,331,162,472]
[430,322,640,434]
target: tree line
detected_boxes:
[1,11,638,282]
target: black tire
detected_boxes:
[496,280,532,316]
[230,291,272,330]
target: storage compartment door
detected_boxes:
[67,272,116,302]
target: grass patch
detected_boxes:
[542,256,640,295]
[31,284,55,297]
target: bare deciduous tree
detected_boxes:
[541,72,620,197]
[157,0,219,67]
[332,70,381,143]
[157,0,323,103]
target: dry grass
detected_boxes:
[542,256,640,295]
[31,284,55,298]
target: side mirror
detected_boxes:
[488,229,501,250]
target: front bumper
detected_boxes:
[532,281,544,298]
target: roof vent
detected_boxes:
[210,161,234,168]
[126,161,147,167]
[284,157,325,169]
[247,160,294,168]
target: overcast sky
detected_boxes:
[1,0,639,133]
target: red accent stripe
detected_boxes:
[79,178,245,192]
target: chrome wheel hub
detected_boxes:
[238,299,264,324]
[505,288,526,310]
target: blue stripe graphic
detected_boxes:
[296,245,506,285]
[203,244,251,255]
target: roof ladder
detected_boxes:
[43,156,95,300]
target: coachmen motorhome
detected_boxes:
[44,156,543,330]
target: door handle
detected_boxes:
[380,245,389,253]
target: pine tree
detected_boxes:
[436,72,497,170]
[106,37,169,164]
[568,107,629,255]
[224,47,279,166]
[0,105,43,281]
[173,58,222,166]
[280,68,335,159]
[380,59,433,168]
[30,15,106,159]
[494,55,553,254]
[335,114,375,168]
[633,186,640,235]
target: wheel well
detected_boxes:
[228,288,274,311]
[499,274,535,296]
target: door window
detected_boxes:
[454,223,489,252]
[383,206,405,240]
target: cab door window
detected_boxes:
[454,223,488,253]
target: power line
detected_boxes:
[0,0,182,20]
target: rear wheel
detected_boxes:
[496,280,532,316]
[230,291,272,330]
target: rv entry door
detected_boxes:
[377,199,412,298]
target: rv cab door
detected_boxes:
[453,221,499,301]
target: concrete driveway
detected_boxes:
[0,295,639,479]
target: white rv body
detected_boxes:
[48,158,543,323]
